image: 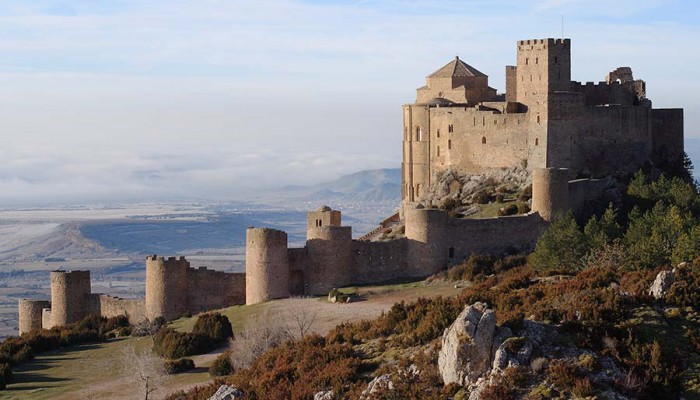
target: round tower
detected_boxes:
[532,167,570,222]
[49,270,91,327]
[404,206,448,276]
[245,228,290,305]
[145,255,190,320]
[18,299,50,335]
[306,225,353,295]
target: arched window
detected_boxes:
[482,136,486,144]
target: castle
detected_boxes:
[18,38,684,335]
[402,38,683,203]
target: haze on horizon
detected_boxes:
[0,0,698,205]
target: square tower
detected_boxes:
[307,206,341,230]
[515,38,571,105]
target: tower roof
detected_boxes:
[427,56,486,79]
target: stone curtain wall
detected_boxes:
[86,294,145,323]
[352,239,409,284]
[188,269,245,313]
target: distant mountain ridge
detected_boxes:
[278,168,402,204]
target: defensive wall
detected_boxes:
[245,167,608,304]
[19,258,246,335]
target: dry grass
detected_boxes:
[2,280,461,400]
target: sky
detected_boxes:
[0,0,698,205]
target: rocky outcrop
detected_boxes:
[649,269,675,299]
[438,302,496,386]
[424,166,530,209]
[313,390,334,400]
[360,374,393,398]
[209,385,244,400]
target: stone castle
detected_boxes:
[402,38,683,203]
[18,38,684,334]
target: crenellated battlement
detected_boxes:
[518,38,570,46]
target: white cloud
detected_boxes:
[0,0,697,204]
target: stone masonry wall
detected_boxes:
[188,268,245,313]
[352,239,409,284]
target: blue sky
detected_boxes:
[0,0,698,204]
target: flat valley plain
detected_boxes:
[0,200,396,339]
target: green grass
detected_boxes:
[1,336,212,400]
[1,278,461,399]
[468,200,529,219]
[169,302,272,334]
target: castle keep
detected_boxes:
[402,38,683,203]
[18,38,684,334]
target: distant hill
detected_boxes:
[277,168,402,205]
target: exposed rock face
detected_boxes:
[425,166,530,209]
[438,302,496,386]
[649,270,675,299]
[209,385,244,400]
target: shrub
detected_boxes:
[133,317,166,337]
[192,313,233,343]
[0,363,13,389]
[517,185,532,202]
[528,212,588,274]
[152,328,210,359]
[165,358,195,374]
[498,204,518,216]
[571,377,595,397]
[209,350,234,376]
[473,190,493,204]
[547,360,580,390]
[228,312,292,371]
[447,255,495,281]
[517,203,531,214]
[441,197,459,211]
[228,335,363,400]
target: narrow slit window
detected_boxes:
[482,136,486,144]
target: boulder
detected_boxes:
[648,270,674,299]
[438,302,496,386]
[328,288,340,303]
[209,385,244,400]
[360,374,393,398]
[491,337,533,373]
[314,390,334,400]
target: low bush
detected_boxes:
[153,313,234,359]
[192,313,233,343]
[498,203,518,216]
[209,350,234,377]
[132,317,166,337]
[0,363,13,389]
[153,328,209,359]
[165,358,195,374]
